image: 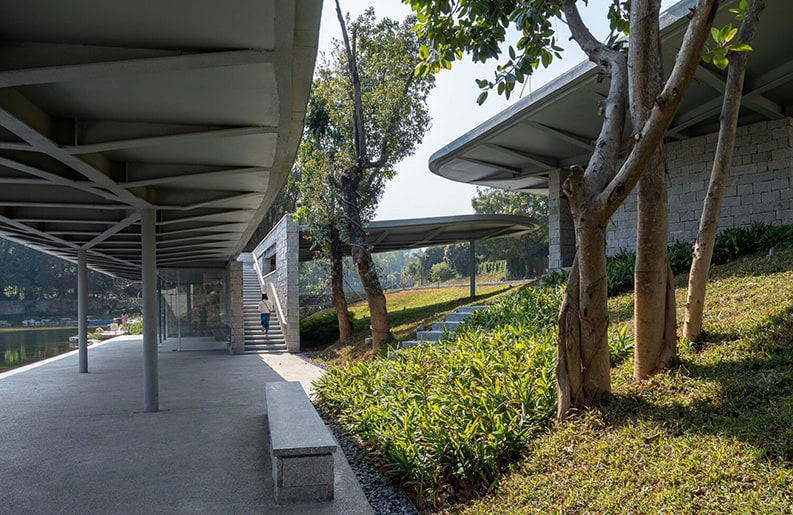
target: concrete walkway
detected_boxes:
[0,335,372,514]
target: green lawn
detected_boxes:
[308,283,517,365]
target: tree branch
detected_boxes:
[601,0,720,216]
[562,0,628,203]
[335,0,367,165]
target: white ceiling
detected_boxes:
[0,0,322,280]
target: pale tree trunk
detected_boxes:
[341,177,390,350]
[329,225,352,342]
[684,0,765,341]
[630,0,677,378]
[556,0,719,419]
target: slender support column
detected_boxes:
[77,247,88,373]
[142,208,159,412]
[469,239,476,299]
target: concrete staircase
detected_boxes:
[243,264,286,353]
[401,305,487,348]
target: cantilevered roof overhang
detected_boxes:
[298,214,540,261]
[0,0,322,281]
[429,0,793,195]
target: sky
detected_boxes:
[316,1,673,221]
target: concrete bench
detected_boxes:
[264,381,338,504]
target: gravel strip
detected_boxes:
[319,409,419,515]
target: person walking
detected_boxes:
[258,293,274,336]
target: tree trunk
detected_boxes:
[341,177,390,350]
[554,0,718,419]
[629,0,677,379]
[329,225,352,342]
[556,242,612,417]
[684,0,764,341]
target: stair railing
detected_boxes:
[252,257,287,332]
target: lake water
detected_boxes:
[0,328,76,373]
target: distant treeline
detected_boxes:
[0,238,139,303]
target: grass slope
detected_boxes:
[445,250,793,514]
[308,284,516,365]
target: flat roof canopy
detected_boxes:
[298,214,540,261]
[430,0,793,194]
[0,1,322,281]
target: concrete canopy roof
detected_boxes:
[298,214,540,261]
[0,0,322,281]
[429,0,793,195]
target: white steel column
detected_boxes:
[142,208,159,412]
[77,247,88,373]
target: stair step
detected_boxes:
[432,321,462,332]
[416,330,443,342]
[456,305,487,313]
[445,312,473,322]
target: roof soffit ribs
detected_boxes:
[429,0,793,196]
[0,0,322,281]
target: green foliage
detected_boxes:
[315,285,562,509]
[667,239,693,274]
[454,251,793,514]
[472,188,549,278]
[315,284,634,509]
[606,249,636,297]
[605,222,793,296]
[300,310,360,348]
[430,261,456,283]
[410,0,565,103]
[538,268,569,288]
[702,0,753,69]
[296,7,436,261]
[607,324,634,366]
[125,319,143,335]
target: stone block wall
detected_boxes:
[227,260,244,354]
[253,216,300,351]
[607,117,792,254]
[548,168,576,269]
[548,117,793,267]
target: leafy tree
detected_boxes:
[295,91,353,342]
[472,187,548,277]
[684,0,763,340]
[410,0,720,419]
[419,246,445,282]
[299,3,435,350]
[444,243,471,277]
[430,261,456,282]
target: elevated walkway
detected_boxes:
[0,336,371,514]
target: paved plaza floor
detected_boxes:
[0,336,371,514]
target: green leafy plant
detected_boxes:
[299,310,360,348]
[539,268,569,288]
[667,240,693,275]
[702,1,753,70]
[314,285,563,509]
[606,249,636,296]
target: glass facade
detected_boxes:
[159,269,228,342]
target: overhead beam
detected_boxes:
[0,49,274,88]
[123,166,269,188]
[523,121,595,152]
[83,211,141,250]
[0,89,142,206]
[66,126,277,155]
[484,144,559,170]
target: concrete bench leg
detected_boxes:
[273,452,335,504]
